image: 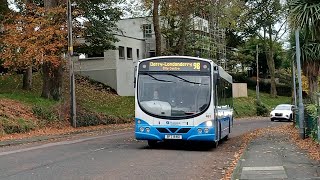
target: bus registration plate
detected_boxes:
[165,135,182,139]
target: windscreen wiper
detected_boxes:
[144,73,175,83]
[167,73,208,85]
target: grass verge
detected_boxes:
[234,89,291,118]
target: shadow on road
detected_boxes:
[139,138,229,152]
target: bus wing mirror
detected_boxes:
[213,73,219,82]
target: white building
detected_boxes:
[74,16,213,96]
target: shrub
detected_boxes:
[0,117,36,134]
[256,101,269,116]
[32,106,58,122]
[230,72,248,83]
[305,104,318,140]
[76,107,132,127]
[246,78,292,97]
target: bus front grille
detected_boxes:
[156,128,170,133]
[177,128,191,133]
[168,128,178,133]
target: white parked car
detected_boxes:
[270,104,295,121]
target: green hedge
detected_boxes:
[231,73,292,97]
[305,104,318,140]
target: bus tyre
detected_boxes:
[212,141,219,148]
[223,135,229,141]
[148,140,157,148]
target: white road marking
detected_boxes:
[241,166,288,179]
[0,132,132,157]
[243,166,285,171]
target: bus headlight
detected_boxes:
[139,127,144,132]
[197,128,202,134]
[145,127,150,133]
[206,121,213,127]
[204,128,209,133]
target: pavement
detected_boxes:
[232,133,320,180]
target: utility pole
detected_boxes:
[256,45,260,102]
[292,57,297,126]
[67,0,76,128]
[295,29,304,139]
[292,59,297,107]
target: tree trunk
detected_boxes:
[0,0,9,19]
[41,62,51,99]
[41,0,64,100]
[44,0,59,8]
[177,15,188,55]
[50,64,63,101]
[305,60,320,103]
[22,66,32,90]
[264,25,277,97]
[308,75,318,103]
[153,0,161,56]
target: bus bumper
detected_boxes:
[135,119,216,142]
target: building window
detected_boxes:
[203,26,208,32]
[143,24,152,38]
[149,51,155,57]
[87,51,104,58]
[119,46,125,59]
[127,47,133,60]
[137,49,140,59]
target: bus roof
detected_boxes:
[138,56,218,66]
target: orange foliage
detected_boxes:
[1,4,67,70]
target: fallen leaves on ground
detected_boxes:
[0,97,134,143]
[0,122,134,142]
[0,99,37,122]
[222,124,320,180]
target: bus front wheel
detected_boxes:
[148,140,158,148]
[212,141,219,148]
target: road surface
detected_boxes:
[0,118,287,180]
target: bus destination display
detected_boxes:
[150,61,200,71]
[147,61,201,71]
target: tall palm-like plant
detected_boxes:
[289,0,320,103]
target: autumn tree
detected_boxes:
[0,0,9,56]
[73,0,123,55]
[153,0,161,56]
[1,2,68,99]
[22,0,33,90]
[240,0,287,97]
[2,0,122,100]
[142,0,244,57]
[0,0,9,20]
[159,0,215,56]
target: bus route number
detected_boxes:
[193,62,200,70]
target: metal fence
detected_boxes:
[294,108,319,142]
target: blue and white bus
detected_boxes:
[134,56,233,147]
